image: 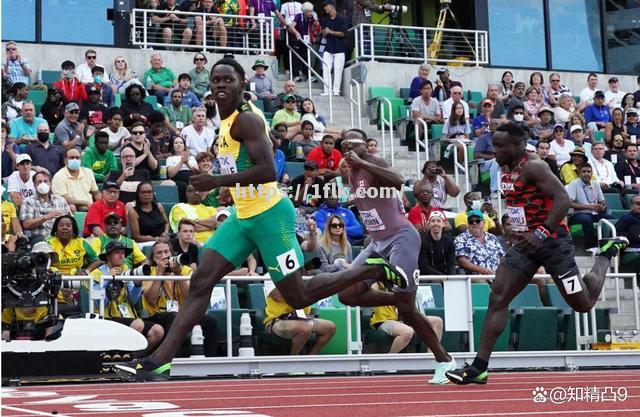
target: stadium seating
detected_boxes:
[510,284,558,350]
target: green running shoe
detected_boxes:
[445,362,488,385]
[114,358,171,382]
[365,252,408,289]
[599,237,629,257]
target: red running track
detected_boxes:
[2,370,640,417]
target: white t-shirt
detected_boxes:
[605,89,626,109]
[301,113,325,142]
[441,98,470,121]
[590,157,619,185]
[100,126,131,155]
[166,155,198,173]
[181,124,215,157]
[76,63,109,84]
[7,170,35,200]
[549,139,575,167]
[281,1,302,24]
[579,87,597,105]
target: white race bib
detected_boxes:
[360,208,386,232]
[276,248,300,275]
[506,206,528,232]
[118,304,132,318]
[562,275,582,295]
[218,155,238,175]
[166,299,179,312]
[175,121,184,129]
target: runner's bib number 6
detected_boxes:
[506,206,528,232]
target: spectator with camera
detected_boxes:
[89,241,164,353]
[170,219,199,271]
[433,67,462,102]
[91,213,147,270]
[105,147,151,204]
[20,171,70,244]
[141,240,218,357]
[414,161,459,210]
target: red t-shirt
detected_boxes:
[408,204,444,230]
[306,147,342,171]
[52,79,88,105]
[84,199,127,237]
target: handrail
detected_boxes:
[285,32,333,123]
[451,138,470,211]
[349,79,362,130]
[348,23,489,66]
[378,97,395,166]
[130,8,274,53]
[414,118,429,180]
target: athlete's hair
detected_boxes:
[495,122,527,144]
[344,128,367,140]
[211,56,246,82]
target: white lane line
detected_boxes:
[0,405,72,417]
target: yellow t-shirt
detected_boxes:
[51,167,99,204]
[454,212,496,232]
[48,236,99,275]
[140,265,193,316]
[2,200,17,238]
[370,305,398,328]
[218,103,281,218]
[2,306,48,325]
[264,294,311,325]
[169,203,217,244]
[90,235,147,269]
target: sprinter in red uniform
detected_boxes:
[446,122,628,385]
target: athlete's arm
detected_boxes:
[189,112,276,191]
[347,152,405,189]
[522,159,571,229]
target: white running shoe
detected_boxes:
[429,358,457,385]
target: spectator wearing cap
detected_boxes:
[543,73,572,107]
[454,210,505,277]
[569,124,591,154]
[472,98,495,138]
[626,108,640,138]
[54,102,92,151]
[418,210,456,275]
[2,41,31,85]
[84,181,125,237]
[410,79,442,150]
[168,184,217,244]
[170,218,199,271]
[287,2,322,82]
[90,213,147,270]
[584,90,611,130]
[291,159,325,208]
[473,118,502,197]
[188,53,210,99]
[605,77,626,110]
[634,76,640,108]
[271,93,301,130]
[560,146,592,185]
[88,241,164,351]
[51,148,101,212]
[40,88,67,131]
[8,102,46,148]
[52,60,88,104]
[79,85,108,129]
[432,67,462,102]
[20,171,70,244]
[566,163,609,253]
[6,154,35,208]
[320,0,348,97]
[25,121,65,176]
[276,80,304,109]
[548,123,575,167]
[409,63,431,100]
[163,73,200,109]
[76,49,109,84]
[531,106,555,142]
[579,73,599,109]
[614,143,640,192]
[249,59,277,101]
[306,134,342,180]
[84,65,114,107]
[142,54,177,102]
[408,180,448,234]
[81,131,118,183]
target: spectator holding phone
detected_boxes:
[414,161,459,210]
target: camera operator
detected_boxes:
[2,241,59,341]
[88,241,164,353]
[140,239,218,357]
[169,218,199,271]
[91,213,148,270]
[346,1,394,59]
[48,215,101,316]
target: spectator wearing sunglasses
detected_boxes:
[188,53,210,99]
[2,41,31,85]
[271,94,301,137]
[318,214,353,272]
[454,210,505,279]
[76,49,109,84]
[54,102,93,151]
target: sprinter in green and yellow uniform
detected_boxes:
[116,55,408,382]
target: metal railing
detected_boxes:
[285,32,333,123]
[379,97,395,166]
[414,118,430,179]
[131,8,274,54]
[349,79,363,130]
[452,138,470,211]
[349,23,488,66]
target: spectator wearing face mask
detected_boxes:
[454,191,498,235]
[52,61,88,105]
[25,122,65,176]
[19,171,70,244]
[51,148,101,212]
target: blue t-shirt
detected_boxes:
[584,104,611,124]
[274,149,286,182]
[472,114,489,131]
[474,132,494,154]
[321,14,348,54]
[626,122,640,137]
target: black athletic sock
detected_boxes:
[471,357,488,373]
[599,246,618,261]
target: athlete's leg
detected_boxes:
[338,281,396,307]
[150,249,235,364]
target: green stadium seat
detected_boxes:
[368,86,396,100]
[431,124,444,140]
[623,194,634,210]
[40,70,60,88]
[510,284,558,350]
[361,308,395,353]
[246,283,293,355]
[74,211,87,234]
[316,307,358,354]
[28,90,47,114]
[352,245,363,259]
[207,283,251,354]
[264,99,279,114]
[285,161,305,179]
[470,283,509,351]
[603,193,623,210]
[419,284,468,352]
[466,91,483,106]
[154,185,179,203]
[114,93,122,107]
[573,96,581,104]
[252,99,264,112]
[593,130,605,142]
[143,95,158,108]
[399,88,411,103]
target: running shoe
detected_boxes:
[114,358,171,381]
[429,358,457,385]
[445,362,488,385]
[599,236,629,257]
[365,252,408,289]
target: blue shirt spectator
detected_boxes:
[314,199,364,242]
[274,148,287,182]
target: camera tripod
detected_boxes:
[381,14,421,59]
